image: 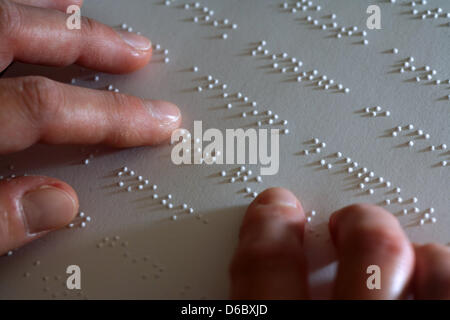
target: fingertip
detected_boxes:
[328,203,393,244]
[112,30,153,73]
[242,187,304,233]
[0,176,79,254]
[44,179,80,220]
[143,99,182,144]
[252,187,302,209]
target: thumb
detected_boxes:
[0,176,78,255]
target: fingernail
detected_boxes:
[255,188,298,209]
[117,30,152,51]
[144,100,181,125]
[21,186,77,234]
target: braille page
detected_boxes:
[0,0,449,299]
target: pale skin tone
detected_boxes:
[0,0,449,300]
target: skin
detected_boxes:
[0,0,181,250]
[0,1,448,300]
[230,188,450,300]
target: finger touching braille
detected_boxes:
[230,188,309,299]
[0,0,151,73]
[0,76,181,153]
[0,175,79,256]
[329,204,414,299]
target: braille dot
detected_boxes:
[408,141,414,147]
[222,33,228,39]
[368,189,374,195]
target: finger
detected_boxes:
[329,204,414,299]
[11,0,83,12]
[230,188,309,299]
[413,243,450,299]
[0,0,152,73]
[0,176,78,256]
[0,76,181,154]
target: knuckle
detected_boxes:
[230,240,299,276]
[341,203,382,216]
[80,16,99,37]
[0,0,22,38]
[18,76,64,124]
[421,243,448,254]
[346,224,407,257]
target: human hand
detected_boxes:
[0,0,181,255]
[230,188,450,299]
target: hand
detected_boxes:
[230,188,450,299]
[0,0,181,255]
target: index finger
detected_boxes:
[0,0,152,73]
[0,76,181,153]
